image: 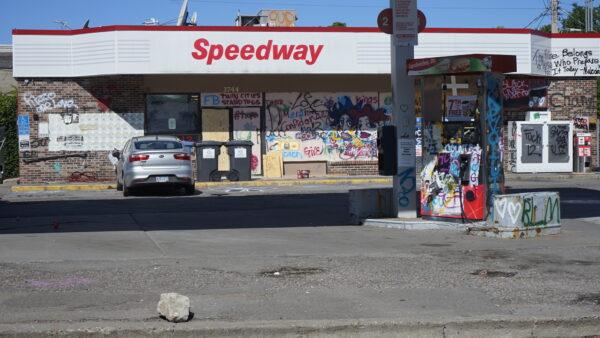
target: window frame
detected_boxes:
[144,93,201,136]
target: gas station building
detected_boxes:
[11,26,599,183]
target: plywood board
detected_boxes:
[202,108,230,171]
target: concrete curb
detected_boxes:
[9,177,392,192]
[194,177,392,189]
[11,183,116,192]
[363,218,479,231]
[506,173,600,181]
[0,316,599,337]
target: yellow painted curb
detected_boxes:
[10,177,391,192]
[11,184,116,192]
[195,177,392,189]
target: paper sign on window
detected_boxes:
[234,147,247,158]
[202,148,215,159]
[168,118,176,130]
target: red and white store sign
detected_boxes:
[11,26,600,77]
[191,38,324,65]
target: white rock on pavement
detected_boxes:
[157,293,191,323]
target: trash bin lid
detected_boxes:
[195,141,224,147]
[225,140,253,146]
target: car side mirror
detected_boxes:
[112,150,121,159]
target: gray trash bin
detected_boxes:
[225,140,253,181]
[195,141,223,182]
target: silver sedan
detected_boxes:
[113,136,194,196]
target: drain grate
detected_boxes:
[471,269,517,278]
[261,266,324,277]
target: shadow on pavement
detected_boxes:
[0,193,350,234]
[506,186,600,219]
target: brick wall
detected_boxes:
[503,77,598,171]
[547,78,598,169]
[17,76,144,184]
[327,160,379,176]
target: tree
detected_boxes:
[0,90,18,179]
[330,22,347,27]
[560,3,600,32]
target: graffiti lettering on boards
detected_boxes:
[523,127,543,157]
[23,92,78,113]
[549,125,569,157]
[232,107,261,174]
[492,192,560,229]
[548,124,571,163]
[303,146,323,158]
[202,92,263,107]
[551,49,600,76]
[502,78,549,110]
[485,74,504,217]
[265,93,389,162]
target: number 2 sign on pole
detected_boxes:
[377,8,393,34]
[378,7,426,36]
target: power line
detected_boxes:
[180,0,543,10]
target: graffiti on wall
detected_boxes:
[502,78,549,110]
[23,92,78,113]
[491,192,560,229]
[48,112,144,151]
[265,92,390,162]
[232,107,262,174]
[551,48,600,76]
[548,124,570,163]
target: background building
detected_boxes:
[10,26,599,183]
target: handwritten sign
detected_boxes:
[551,48,600,76]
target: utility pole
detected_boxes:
[390,0,418,218]
[585,0,593,32]
[551,0,559,33]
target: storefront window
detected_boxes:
[146,95,200,135]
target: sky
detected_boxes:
[0,0,593,44]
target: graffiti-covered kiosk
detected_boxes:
[409,54,517,221]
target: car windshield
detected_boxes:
[134,140,183,150]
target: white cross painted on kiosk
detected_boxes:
[444,76,469,95]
